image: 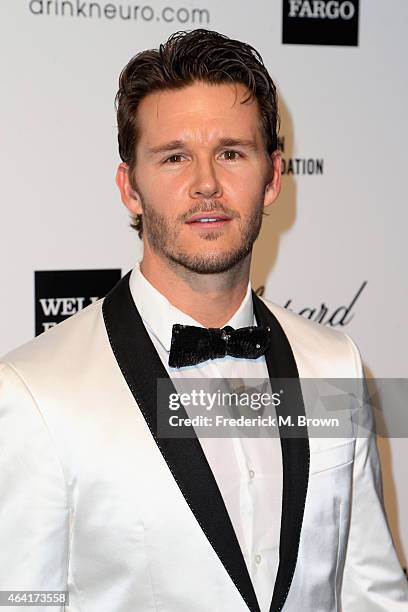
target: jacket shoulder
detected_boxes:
[2,299,106,377]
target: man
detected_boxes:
[0,29,407,612]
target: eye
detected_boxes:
[164,154,185,164]
[220,150,243,161]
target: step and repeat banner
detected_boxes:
[1,0,407,567]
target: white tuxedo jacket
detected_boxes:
[1,272,407,612]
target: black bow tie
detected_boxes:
[168,323,272,368]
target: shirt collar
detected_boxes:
[128,260,255,352]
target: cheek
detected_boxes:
[138,174,183,212]
[226,178,266,209]
[224,164,267,196]
[144,169,186,196]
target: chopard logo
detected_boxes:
[256,282,367,327]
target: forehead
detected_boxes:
[136,81,263,146]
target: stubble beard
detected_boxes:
[140,197,265,275]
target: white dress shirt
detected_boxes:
[129,261,282,612]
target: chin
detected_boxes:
[167,248,249,275]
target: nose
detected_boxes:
[189,158,223,200]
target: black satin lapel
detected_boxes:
[102,272,261,612]
[252,291,310,612]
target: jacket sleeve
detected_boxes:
[0,361,69,612]
[340,336,408,611]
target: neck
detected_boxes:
[139,252,252,328]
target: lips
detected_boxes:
[186,213,231,224]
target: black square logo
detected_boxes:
[282,0,359,46]
[35,269,121,336]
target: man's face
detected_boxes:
[118,81,281,274]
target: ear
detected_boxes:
[115,162,143,215]
[263,149,282,209]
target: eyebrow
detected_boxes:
[146,137,258,156]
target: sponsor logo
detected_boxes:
[34,269,121,336]
[255,281,367,327]
[282,0,359,46]
[278,136,324,176]
[28,1,210,24]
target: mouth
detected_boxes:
[185,213,232,229]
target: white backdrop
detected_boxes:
[1,1,407,567]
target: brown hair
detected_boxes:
[115,29,280,238]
